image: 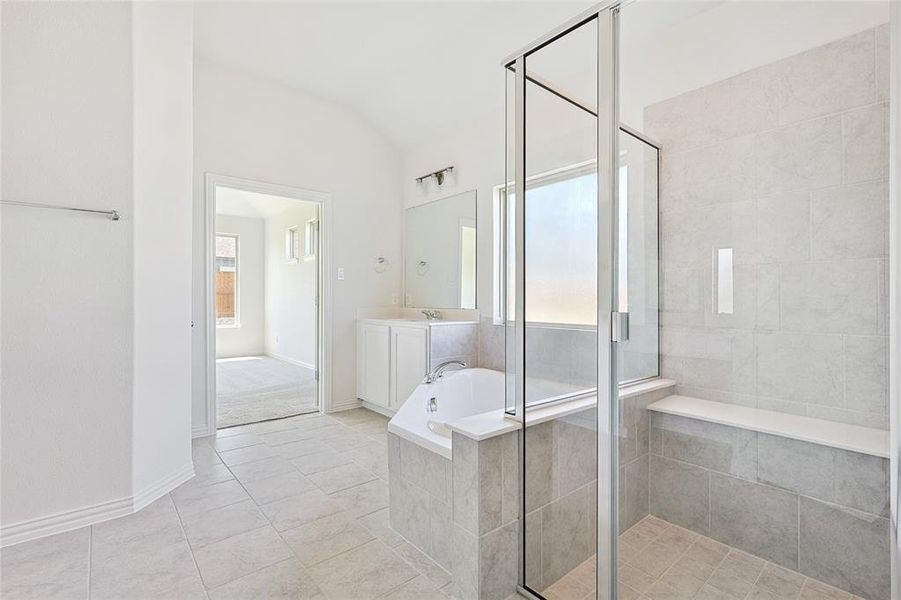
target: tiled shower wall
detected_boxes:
[646,25,891,429]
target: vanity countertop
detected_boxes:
[357,317,478,327]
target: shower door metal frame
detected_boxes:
[504,2,622,598]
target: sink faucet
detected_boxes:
[421,309,441,320]
[423,360,466,384]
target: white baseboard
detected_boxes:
[0,496,132,548]
[267,353,315,371]
[132,462,195,512]
[329,398,362,413]
[361,401,395,418]
[193,423,213,439]
[1,463,195,548]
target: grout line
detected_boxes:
[170,492,212,593]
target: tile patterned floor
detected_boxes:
[1,409,451,600]
[542,515,866,600]
[216,356,319,428]
[0,407,870,600]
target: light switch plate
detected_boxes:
[337,267,345,281]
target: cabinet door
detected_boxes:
[357,323,390,408]
[390,326,429,410]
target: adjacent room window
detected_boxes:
[286,226,300,262]
[215,234,239,327]
[304,219,318,260]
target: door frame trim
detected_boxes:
[202,173,333,436]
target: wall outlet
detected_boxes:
[405,293,412,305]
[337,267,345,281]
[391,293,399,305]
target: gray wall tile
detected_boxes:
[876,24,890,102]
[430,323,479,363]
[524,510,543,591]
[765,28,875,127]
[477,435,504,534]
[540,484,596,587]
[755,264,781,331]
[709,473,799,569]
[653,413,757,480]
[477,318,504,371]
[756,192,810,263]
[389,467,431,552]
[556,414,597,495]
[756,434,834,500]
[450,524,479,600]
[844,335,888,417]
[524,421,556,511]
[429,497,453,571]
[779,260,878,334]
[756,333,843,406]
[754,115,842,195]
[649,455,710,534]
[811,181,888,260]
[399,436,449,498]
[799,497,890,600]
[500,431,520,526]
[452,433,479,534]
[479,521,520,600]
[621,455,649,533]
[833,450,889,517]
[843,102,889,183]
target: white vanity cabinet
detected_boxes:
[355,318,479,414]
[356,322,391,409]
[389,326,429,410]
[356,320,429,412]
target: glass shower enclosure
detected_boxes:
[503,5,630,599]
[503,2,893,600]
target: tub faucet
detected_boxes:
[424,360,466,384]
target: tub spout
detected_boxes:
[424,360,466,384]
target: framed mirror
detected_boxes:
[404,190,477,309]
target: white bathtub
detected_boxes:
[387,368,505,458]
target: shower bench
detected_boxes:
[647,394,888,458]
[643,394,890,600]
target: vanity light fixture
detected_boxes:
[415,166,455,186]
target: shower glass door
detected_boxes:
[505,6,620,600]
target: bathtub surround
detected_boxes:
[386,380,676,598]
[648,24,891,431]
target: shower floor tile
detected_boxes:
[540,516,863,600]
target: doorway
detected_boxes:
[205,174,331,430]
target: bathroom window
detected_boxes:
[215,234,239,327]
[494,162,598,326]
